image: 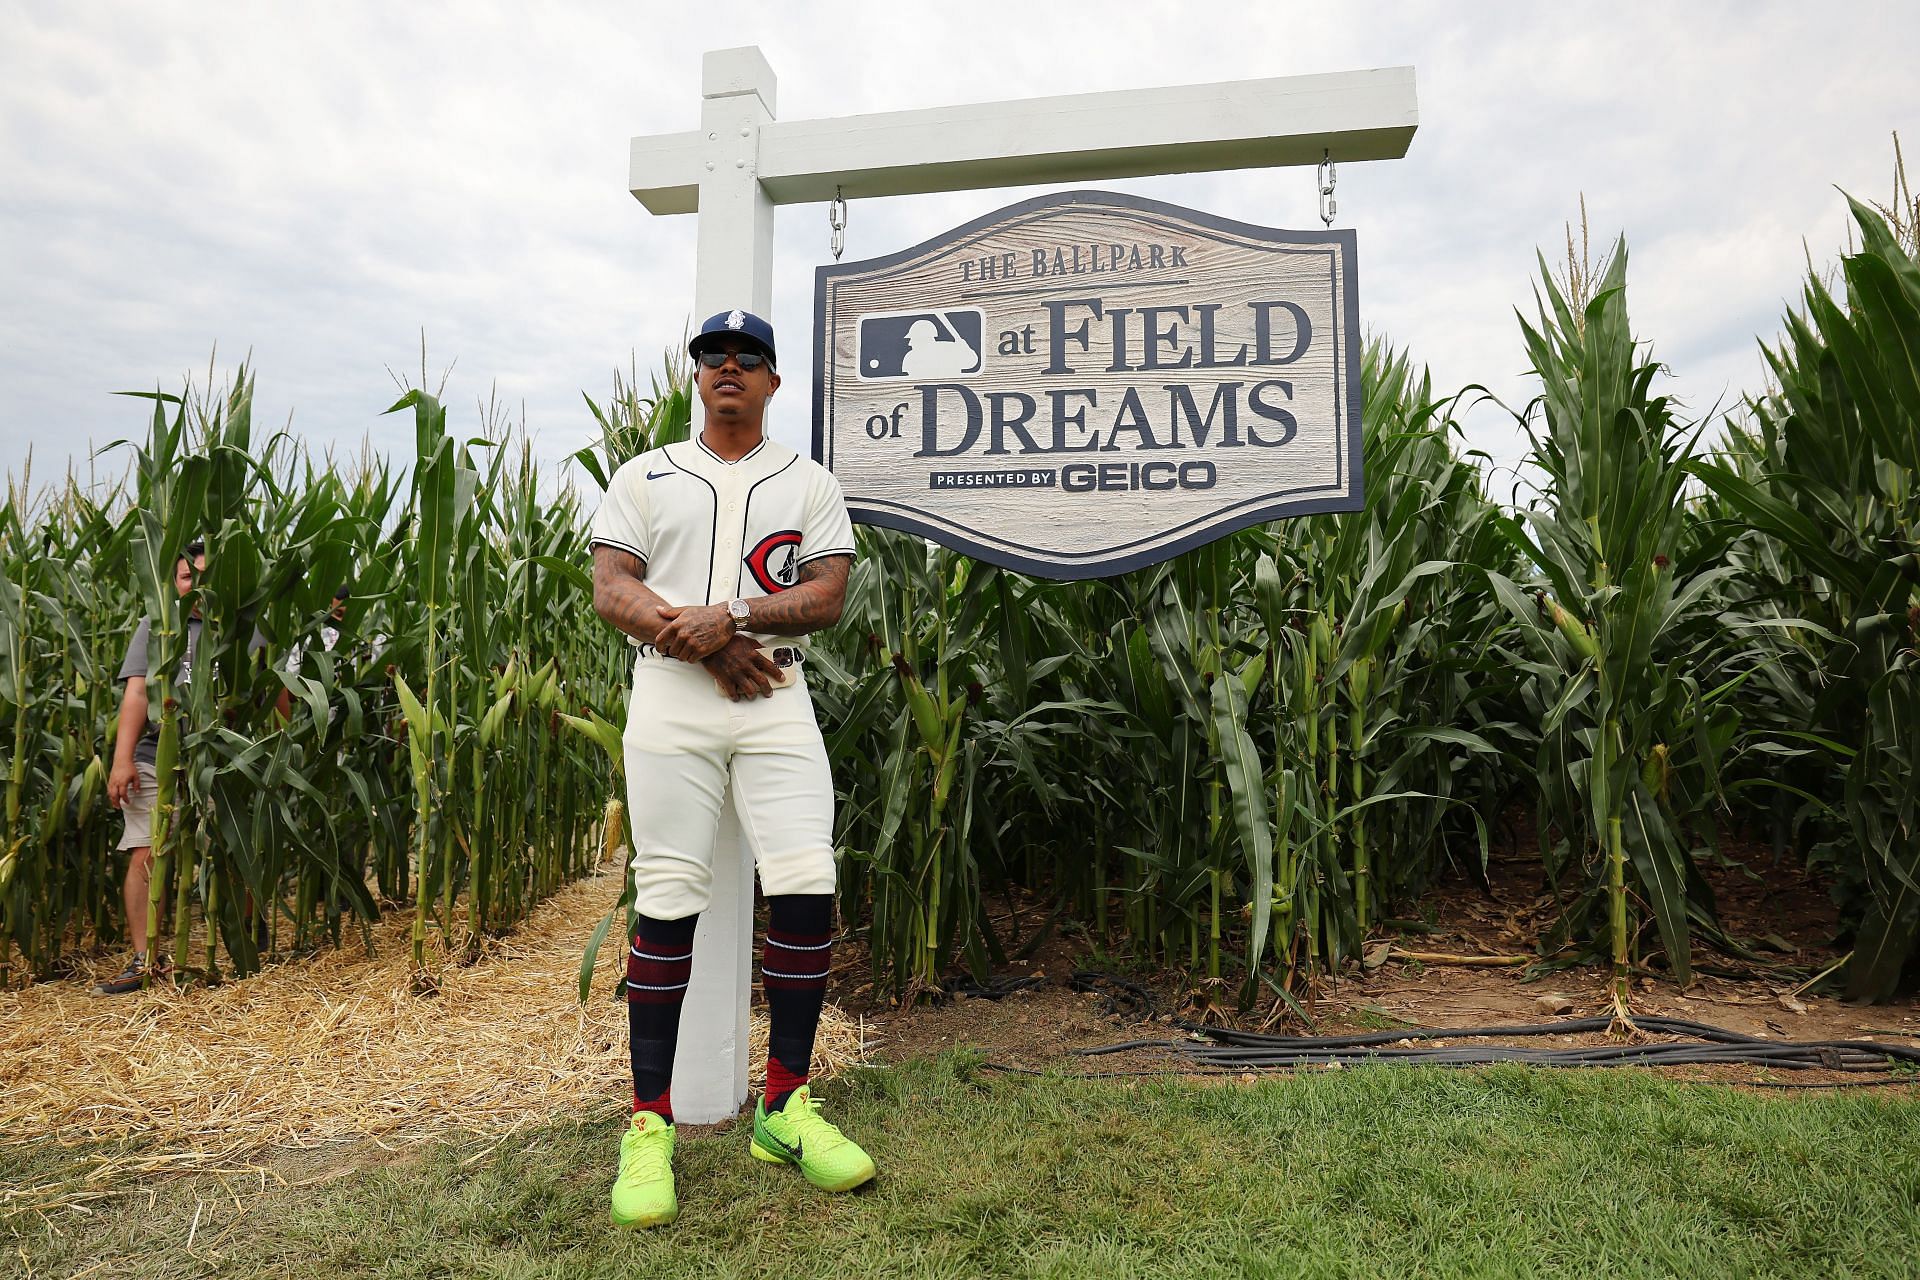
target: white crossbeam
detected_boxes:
[631,65,1417,213]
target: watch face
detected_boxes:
[729,599,750,620]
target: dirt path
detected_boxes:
[843,844,1920,1087]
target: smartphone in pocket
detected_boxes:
[761,645,799,690]
[714,643,798,694]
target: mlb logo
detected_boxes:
[856,308,985,381]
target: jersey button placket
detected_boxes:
[718,471,748,726]
[713,473,744,605]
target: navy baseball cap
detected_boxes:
[689,309,777,367]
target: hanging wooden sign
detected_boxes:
[812,189,1363,580]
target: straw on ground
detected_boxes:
[0,863,872,1216]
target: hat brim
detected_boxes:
[688,332,776,366]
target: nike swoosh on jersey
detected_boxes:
[646,469,674,480]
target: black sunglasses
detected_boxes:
[697,350,768,371]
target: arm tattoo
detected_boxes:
[592,545,670,644]
[742,554,851,636]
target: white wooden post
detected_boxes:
[667,47,778,1126]
[632,47,1419,1124]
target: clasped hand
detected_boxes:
[653,603,735,663]
[655,604,781,700]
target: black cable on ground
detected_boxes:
[957,968,1916,1083]
[976,1061,1916,1087]
[945,973,1045,1001]
[1069,969,1155,1021]
[1062,1013,1920,1076]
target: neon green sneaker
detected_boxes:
[750,1086,876,1192]
[610,1111,678,1227]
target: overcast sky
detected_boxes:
[2,1,1913,499]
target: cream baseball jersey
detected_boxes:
[591,435,856,651]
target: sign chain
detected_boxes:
[1318,151,1338,227]
[829,186,848,261]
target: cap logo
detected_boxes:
[725,309,746,330]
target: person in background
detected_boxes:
[94,540,265,996]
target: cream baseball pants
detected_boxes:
[621,653,837,920]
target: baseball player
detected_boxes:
[590,308,873,1228]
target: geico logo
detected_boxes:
[1060,461,1217,493]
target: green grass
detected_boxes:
[6,1060,1918,1279]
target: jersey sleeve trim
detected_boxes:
[589,536,648,562]
[796,546,856,564]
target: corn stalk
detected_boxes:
[1488,239,1736,1006]
[1691,196,1920,1000]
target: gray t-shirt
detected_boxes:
[117,616,265,766]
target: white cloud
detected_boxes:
[1,0,1914,494]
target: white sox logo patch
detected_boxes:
[744,530,803,593]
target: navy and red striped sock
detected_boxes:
[627,911,698,1123]
[761,893,833,1113]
